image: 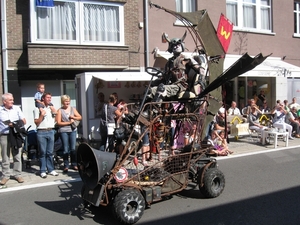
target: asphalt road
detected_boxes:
[0,147,300,225]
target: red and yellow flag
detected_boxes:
[217,14,233,53]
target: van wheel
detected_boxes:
[199,168,225,198]
[113,189,145,224]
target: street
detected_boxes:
[0,147,300,225]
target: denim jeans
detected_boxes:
[60,130,77,169]
[37,130,55,173]
[142,126,149,147]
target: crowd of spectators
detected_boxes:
[2,79,300,187]
[205,95,300,155]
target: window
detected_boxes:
[176,0,196,13]
[30,0,124,45]
[175,0,196,25]
[294,1,300,35]
[226,0,272,32]
[63,81,76,107]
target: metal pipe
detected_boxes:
[1,0,8,93]
[143,0,149,68]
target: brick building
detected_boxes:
[139,0,300,109]
[0,0,144,130]
[0,0,140,102]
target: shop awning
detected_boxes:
[224,54,300,77]
[92,72,152,81]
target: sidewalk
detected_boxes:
[226,133,299,154]
[1,135,300,190]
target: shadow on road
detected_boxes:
[33,179,300,225]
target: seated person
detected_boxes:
[260,100,271,113]
[210,107,231,143]
[283,99,290,113]
[213,107,229,133]
[271,99,281,111]
[216,130,233,154]
[243,98,256,116]
[272,103,294,140]
[227,101,247,123]
[227,101,241,115]
[208,130,232,156]
[184,123,198,146]
[249,104,267,141]
[288,97,300,110]
[294,107,300,122]
[285,108,300,138]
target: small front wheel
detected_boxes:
[199,168,225,198]
[112,189,145,225]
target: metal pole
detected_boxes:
[1,0,8,93]
[143,0,149,68]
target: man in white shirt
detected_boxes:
[0,93,26,185]
[34,92,59,178]
[227,101,241,115]
[288,97,300,110]
[272,104,294,140]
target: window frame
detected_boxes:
[226,0,273,34]
[174,0,197,26]
[294,1,300,37]
[30,0,125,46]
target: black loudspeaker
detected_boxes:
[77,143,116,189]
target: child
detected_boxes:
[34,83,52,112]
[217,131,233,155]
[184,123,198,145]
[34,83,45,109]
[208,130,232,156]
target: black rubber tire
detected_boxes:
[112,189,145,225]
[199,168,225,198]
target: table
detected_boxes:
[261,129,289,148]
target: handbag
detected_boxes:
[72,119,81,127]
[107,123,116,135]
[70,107,81,129]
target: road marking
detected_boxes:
[0,177,82,193]
[217,145,298,160]
[1,145,299,193]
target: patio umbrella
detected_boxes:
[258,84,268,89]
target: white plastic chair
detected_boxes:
[242,107,248,115]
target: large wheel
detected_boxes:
[199,168,225,198]
[112,189,145,225]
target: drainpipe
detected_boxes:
[1,0,8,93]
[143,0,149,68]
